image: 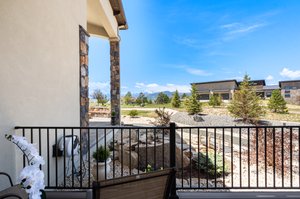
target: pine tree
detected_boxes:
[209,94,222,107]
[171,90,181,108]
[136,92,148,106]
[123,92,134,105]
[181,93,187,99]
[227,75,265,122]
[155,92,170,104]
[268,89,288,113]
[92,89,108,106]
[185,85,202,115]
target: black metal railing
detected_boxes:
[14,124,300,190]
[14,125,173,190]
[175,126,300,189]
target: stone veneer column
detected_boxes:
[110,38,121,125]
[79,26,90,127]
[79,26,89,153]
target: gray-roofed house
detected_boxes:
[192,80,238,101]
[279,80,300,104]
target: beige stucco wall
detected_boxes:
[0,0,86,188]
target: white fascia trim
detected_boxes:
[98,0,119,39]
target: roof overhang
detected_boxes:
[109,0,128,30]
[87,0,127,39]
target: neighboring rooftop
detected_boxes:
[279,80,300,87]
[263,85,280,90]
[192,79,300,89]
[191,79,238,85]
[237,79,266,86]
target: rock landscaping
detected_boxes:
[72,110,300,189]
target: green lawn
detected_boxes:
[90,100,300,123]
[121,103,187,111]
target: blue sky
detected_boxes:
[89,0,300,95]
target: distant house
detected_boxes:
[279,80,300,104]
[193,79,300,104]
[192,80,238,100]
[192,79,266,101]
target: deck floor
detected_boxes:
[178,191,300,199]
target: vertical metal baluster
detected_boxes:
[137,129,140,174]
[214,128,217,188]
[88,128,90,186]
[146,129,148,172]
[47,128,50,187]
[121,128,123,177]
[129,128,132,175]
[299,127,300,188]
[248,128,250,188]
[71,129,74,187]
[190,128,192,188]
[55,128,58,187]
[223,128,225,188]
[105,128,107,179]
[181,128,184,187]
[96,128,99,180]
[265,128,267,188]
[22,128,25,168]
[112,129,115,178]
[162,128,165,169]
[154,128,156,170]
[231,128,233,188]
[39,128,42,171]
[80,129,83,188]
[63,128,66,187]
[239,128,242,187]
[273,128,276,188]
[290,127,293,187]
[206,128,209,188]
[256,127,258,188]
[198,128,200,188]
[282,127,284,188]
[31,128,33,144]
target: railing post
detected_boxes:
[169,122,179,199]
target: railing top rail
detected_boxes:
[175,125,300,129]
[15,125,300,130]
[14,126,170,130]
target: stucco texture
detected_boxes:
[0,0,86,188]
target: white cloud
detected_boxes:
[220,22,241,29]
[228,23,265,35]
[89,81,110,94]
[280,68,300,79]
[266,75,274,81]
[186,68,212,76]
[227,76,243,81]
[221,22,266,41]
[174,36,199,48]
[135,82,190,93]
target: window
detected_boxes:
[285,90,290,98]
[199,94,209,100]
[284,86,293,90]
[221,93,229,100]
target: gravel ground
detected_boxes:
[171,112,300,127]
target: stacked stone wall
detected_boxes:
[110,40,120,125]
